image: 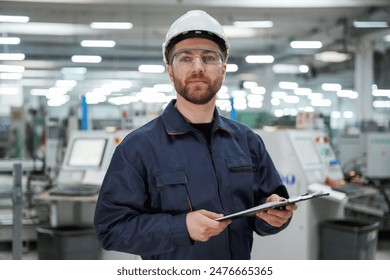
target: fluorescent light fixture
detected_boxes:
[30,89,49,96]
[217,92,230,99]
[343,111,354,118]
[0,15,29,23]
[283,95,300,103]
[153,84,173,92]
[284,108,298,116]
[372,89,390,97]
[337,90,358,99]
[245,55,274,64]
[90,22,133,29]
[219,85,229,94]
[274,109,284,117]
[385,35,390,42]
[299,65,309,73]
[233,21,273,28]
[138,65,165,73]
[216,99,232,111]
[315,51,351,62]
[86,92,107,104]
[322,83,342,91]
[108,96,139,105]
[0,37,21,45]
[279,81,299,89]
[222,26,257,38]
[303,107,314,112]
[272,64,307,74]
[247,100,263,109]
[331,111,341,118]
[294,88,312,95]
[71,55,102,63]
[81,40,116,48]
[250,87,266,95]
[0,86,19,95]
[0,53,25,60]
[226,64,238,72]
[47,87,70,96]
[290,41,322,49]
[243,81,258,89]
[0,73,22,80]
[55,80,78,88]
[311,99,332,107]
[0,65,25,73]
[233,96,247,110]
[353,21,389,28]
[61,67,87,75]
[373,101,390,108]
[47,95,70,107]
[308,92,324,100]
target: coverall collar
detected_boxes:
[162,99,236,136]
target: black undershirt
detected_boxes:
[190,122,213,145]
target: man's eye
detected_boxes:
[202,55,217,63]
[179,56,193,63]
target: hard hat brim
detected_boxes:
[165,30,228,63]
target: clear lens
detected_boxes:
[172,48,223,68]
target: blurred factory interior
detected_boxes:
[0,0,390,260]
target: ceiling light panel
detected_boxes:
[0,37,21,44]
[81,40,116,48]
[290,41,323,49]
[353,21,389,28]
[90,22,133,29]
[71,55,102,63]
[245,55,274,63]
[0,15,29,23]
[233,21,274,28]
[0,53,25,60]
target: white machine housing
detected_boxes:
[40,130,131,227]
[251,129,346,260]
[56,130,128,187]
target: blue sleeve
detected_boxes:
[93,146,192,257]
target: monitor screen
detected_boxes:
[366,133,390,179]
[67,138,107,167]
[293,137,322,168]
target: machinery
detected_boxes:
[337,132,390,229]
[32,129,135,259]
[251,129,348,260]
[34,129,131,227]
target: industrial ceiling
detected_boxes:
[0,0,390,119]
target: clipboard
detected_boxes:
[216,190,329,221]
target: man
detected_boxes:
[94,10,297,260]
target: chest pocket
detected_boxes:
[226,157,257,209]
[154,169,192,215]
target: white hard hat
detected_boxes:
[162,10,229,64]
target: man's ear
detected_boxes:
[221,63,227,79]
[167,64,174,82]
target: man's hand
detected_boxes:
[186,210,231,242]
[256,194,297,227]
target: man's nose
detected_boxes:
[192,56,205,71]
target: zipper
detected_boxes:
[194,129,225,212]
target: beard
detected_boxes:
[173,73,223,105]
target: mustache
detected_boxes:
[186,73,210,83]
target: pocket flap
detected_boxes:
[155,170,187,187]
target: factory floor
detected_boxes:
[0,232,389,260]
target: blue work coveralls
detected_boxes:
[94,99,290,259]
